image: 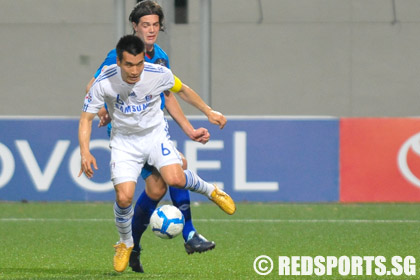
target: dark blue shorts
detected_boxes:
[141,163,153,180]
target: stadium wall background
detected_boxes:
[1,0,420,117]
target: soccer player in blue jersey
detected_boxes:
[86,0,226,273]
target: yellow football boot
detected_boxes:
[210,185,236,215]
[113,242,133,272]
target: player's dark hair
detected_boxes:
[116,35,145,61]
[129,0,165,33]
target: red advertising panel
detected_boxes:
[340,118,420,202]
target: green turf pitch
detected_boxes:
[0,202,419,279]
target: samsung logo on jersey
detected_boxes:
[115,94,152,114]
[115,103,149,114]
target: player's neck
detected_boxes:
[145,44,155,59]
[145,43,154,53]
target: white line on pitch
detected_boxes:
[196,219,420,223]
[1,218,420,223]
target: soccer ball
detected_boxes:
[150,205,185,239]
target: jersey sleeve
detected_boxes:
[93,49,117,78]
[170,75,182,93]
[152,65,176,93]
[82,82,105,114]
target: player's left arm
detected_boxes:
[164,93,210,144]
[170,75,227,129]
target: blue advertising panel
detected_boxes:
[0,117,339,202]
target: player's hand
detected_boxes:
[78,153,98,178]
[207,110,227,129]
[97,107,111,127]
[190,127,210,144]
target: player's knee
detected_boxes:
[145,173,167,200]
[146,185,167,200]
[116,195,132,208]
[165,173,186,188]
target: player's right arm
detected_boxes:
[78,111,97,178]
[79,80,104,178]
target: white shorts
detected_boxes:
[109,124,182,185]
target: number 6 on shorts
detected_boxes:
[161,143,171,156]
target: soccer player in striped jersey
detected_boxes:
[85,1,226,273]
[80,35,235,273]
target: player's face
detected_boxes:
[117,51,145,84]
[133,15,160,50]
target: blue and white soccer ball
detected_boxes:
[150,205,185,239]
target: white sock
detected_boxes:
[121,238,133,248]
[113,202,134,246]
[183,170,215,198]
